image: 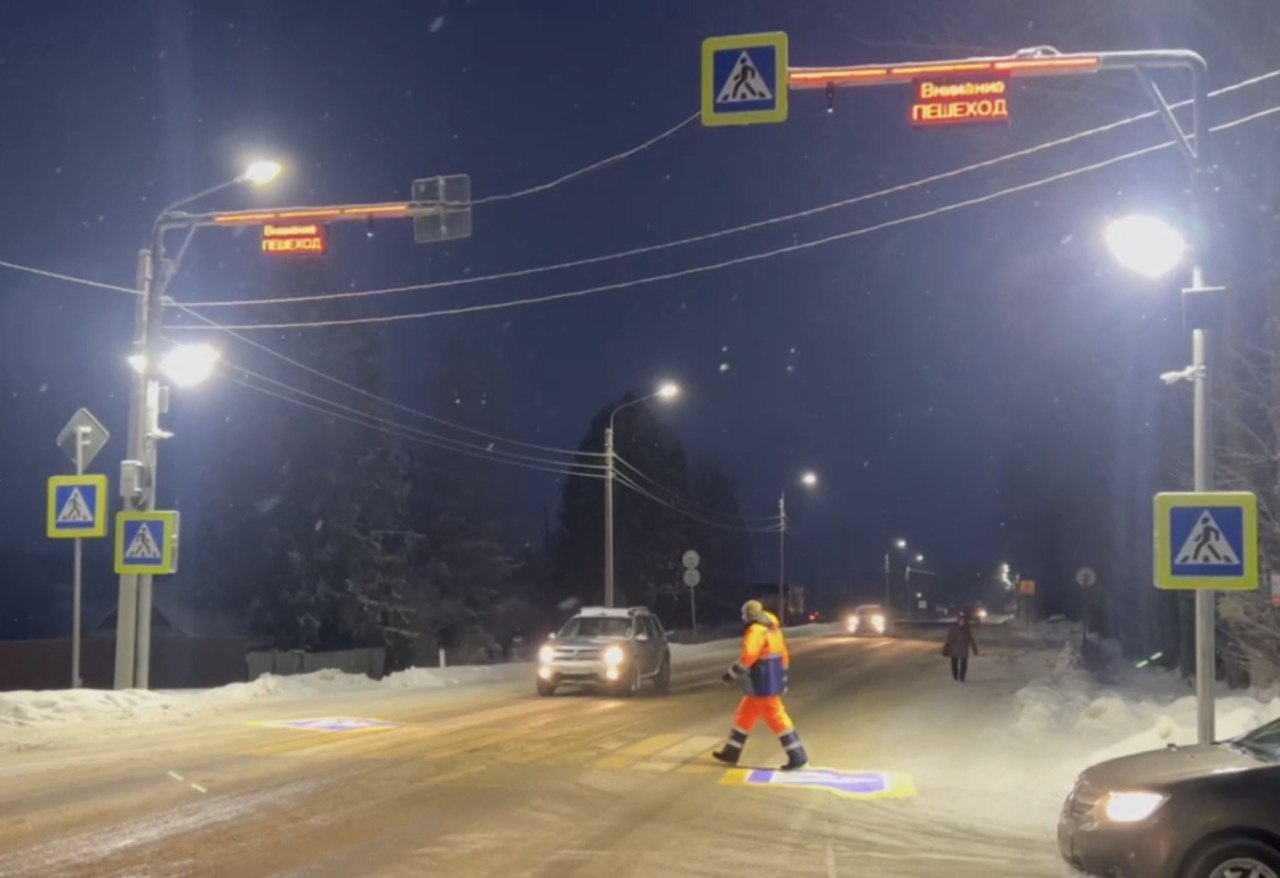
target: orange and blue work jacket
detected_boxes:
[726,612,790,696]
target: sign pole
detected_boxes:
[71,426,88,688]
[690,584,698,635]
[1192,329,1215,744]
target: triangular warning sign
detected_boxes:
[124,523,163,560]
[716,51,773,104]
[1175,510,1240,565]
[56,488,94,523]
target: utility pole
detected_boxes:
[777,490,786,626]
[604,425,616,608]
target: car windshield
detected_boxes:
[1236,718,1280,761]
[560,617,633,639]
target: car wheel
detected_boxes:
[536,679,556,697]
[653,654,671,693]
[1183,839,1280,878]
[616,663,641,697]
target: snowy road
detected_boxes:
[0,628,1071,877]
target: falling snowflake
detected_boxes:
[429,15,445,32]
[719,363,731,373]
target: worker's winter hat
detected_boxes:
[740,599,767,623]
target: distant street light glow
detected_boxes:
[1105,215,1187,279]
[915,554,925,563]
[242,160,283,186]
[801,471,818,488]
[895,538,908,550]
[656,381,681,400]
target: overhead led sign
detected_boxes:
[910,76,1010,127]
[262,223,328,255]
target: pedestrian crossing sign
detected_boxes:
[1155,492,1258,591]
[47,475,109,538]
[701,32,788,127]
[115,511,179,575]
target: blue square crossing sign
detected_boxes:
[115,511,180,575]
[47,475,108,539]
[1155,492,1258,591]
[701,32,788,127]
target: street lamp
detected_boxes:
[603,381,681,607]
[114,160,283,690]
[128,343,221,389]
[915,554,925,564]
[1108,211,1218,743]
[778,469,818,626]
[241,160,284,186]
[1105,215,1187,279]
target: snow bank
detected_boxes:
[0,624,839,739]
[0,663,527,737]
[910,621,1280,834]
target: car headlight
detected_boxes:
[846,616,859,632]
[538,645,555,664]
[871,615,886,632]
[1096,791,1167,823]
[603,645,626,667]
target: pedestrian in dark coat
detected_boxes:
[943,613,979,681]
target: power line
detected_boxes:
[613,471,782,534]
[172,67,1280,311]
[212,354,608,475]
[184,100,1280,331]
[471,111,700,205]
[219,367,606,482]
[0,259,138,296]
[169,303,604,459]
[613,454,782,524]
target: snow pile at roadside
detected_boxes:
[0,663,527,733]
[899,619,1280,834]
[0,624,834,739]
[1013,631,1280,767]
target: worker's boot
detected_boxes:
[712,727,748,765]
[779,729,809,771]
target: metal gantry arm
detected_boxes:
[791,43,1219,741]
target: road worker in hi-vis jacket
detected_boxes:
[712,599,810,770]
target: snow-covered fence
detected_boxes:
[247,647,386,681]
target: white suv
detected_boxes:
[535,607,671,697]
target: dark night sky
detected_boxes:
[3,1,1269,602]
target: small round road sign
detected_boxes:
[682,550,700,570]
[1076,567,1098,588]
[683,569,702,588]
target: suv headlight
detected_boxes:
[538,645,555,664]
[603,645,626,667]
[847,616,859,632]
[871,614,886,632]
[1096,792,1167,823]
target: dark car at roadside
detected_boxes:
[1059,715,1280,878]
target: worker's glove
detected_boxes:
[721,671,734,684]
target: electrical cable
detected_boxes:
[171,68,1280,310]
[168,303,605,459]
[218,368,606,481]
[0,259,139,296]
[211,354,608,475]
[612,453,783,523]
[470,111,700,206]
[184,100,1280,331]
[612,470,782,533]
